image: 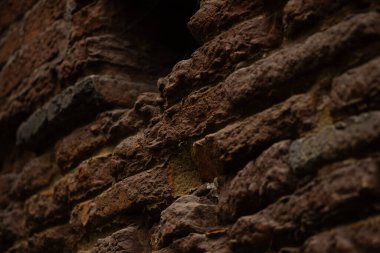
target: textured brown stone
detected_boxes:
[192,94,315,181]
[12,153,59,198]
[160,13,282,107]
[53,155,125,204]
[1,1,380,252]
[289,111,380,175]
[330,56,380,118]
[151,195,218,249]
[54,109,138,171]
[218,140,293,222]
[152,12,380,149]
[70,166,174,228]
[301,215,380,253]
[229,156,380,252]
[25,192,67,231]
[188,0,272,43]
[16,75,153,149]
[0,173,17,208]
[88,226,149,253]
[0,21,68,99]
[26,224,84,253]
[0,0,37,34]
[0,203,25,252]
[283,0,346,36]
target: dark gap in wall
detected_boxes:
[109,0,199,74]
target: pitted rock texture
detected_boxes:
[1,1,380,253]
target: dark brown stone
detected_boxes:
[12,153,59,198]
[70,166,174,228]
[160,13,282,107]
[289,111,380,175]
[0,203,25,252]
[53,155,125,204]
[229,156,380,252]
[301,215,380,253]
[330,56,380,119]
[192,94,315,181]
[0,173,17,208]
[25,192,67,231]
[88,226,148,253]
[218,140,293,222]
[151,195,218,249]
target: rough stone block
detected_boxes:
[192,94,315,181]
[230,156,380,252]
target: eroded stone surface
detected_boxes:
[230,156,380,252]
[151,195,218,249]
[301,215,380,253]
[289,111,380,175]
[192,94,315,181]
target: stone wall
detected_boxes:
[0,0,379,252]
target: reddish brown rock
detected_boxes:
[229,156,380,252]
[53,155,125,204]
[192,94,315,181]
[12,153,59,198]
[152,12,380,150]
[70,166,174,229]
[188,0,274,43]
[151,195,218,249]
[54,109,141,171]
[0,0,38,34]
[87,226,149,253]
[301,215,380,253]
[16,75,154,149]
[22,0,66,43]
[0,21,68,99]
[172,233,231,253]
[25,192,67,231]
[330,56,380,119]
[218,140,294,222]
[160,13,282,107]
[27,224,84,253]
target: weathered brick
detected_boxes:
[160,13,282,107]
[301,215,380,253]
[0,0,37,34]
[0,23,23,69]
[330,56,380,119]
[0,21,68,99]
[218,140,293,222]
[12,153,59,198]
[87,226,148,253]
[0,203,25,252]
[22,0,66,43]
[54,109,141,171]
[229,156,380,252]
[283,0,346,36]
[53,156,125,204]
[0,173,18,208]
[192,94,315,181]
[70,167,174,228]
[289,111,380,175]
[25,192,67,231]
[152,12,380,151]
[22,224,84,253]
[151,195,218,249]
[16,75,153,149]
[188,0,268,43]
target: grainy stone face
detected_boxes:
[1,0,380,253]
